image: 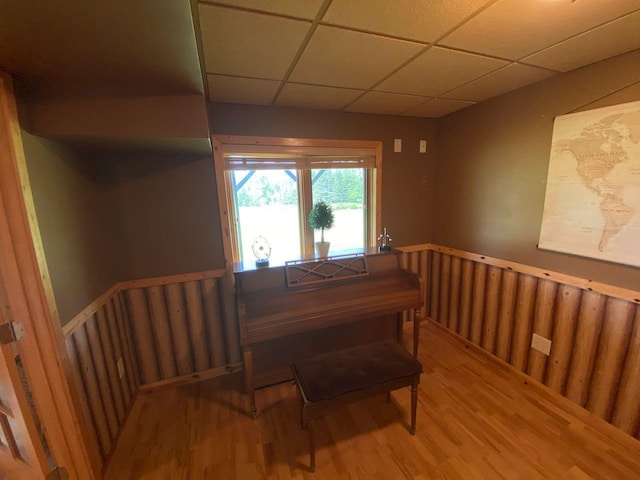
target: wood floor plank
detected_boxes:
[105,321,640,479]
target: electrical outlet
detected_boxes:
[117,358,125,378]
[531,333,552,356]
[394,138,402,152]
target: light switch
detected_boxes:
[394,138,402,152]
[419,140,427,153]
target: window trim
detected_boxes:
[213,135,382,266]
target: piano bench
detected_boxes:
[291,341,422,472]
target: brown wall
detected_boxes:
[436,50,640,291]
[209,104,438,247]
[112,153,225,280]
[22,133,124,324]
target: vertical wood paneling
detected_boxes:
[184,281,211,372]
[65,337,104,473]
[481,266,502,354]
[104,299,131,407]
[402,245,640,442]
[146,286,178,380]
[448,257,462,333]
[399,251,409,270]
[201,278,227,367]
[164,284,195,375]
[63,271,232,468]
[458,260,474,340]
[400,253,410,323]
[565,291,605,407]
[408,252,420,322]
[221,266,242,364]
[587,298,635,422]
[495,269,517,363]
[545,285,582,394]
[84,316,119,439]
[409,251,419,276]
[429,251,441,321]
[612,306,640,435]
[115,292,140,391]
[125,288,160,384]
[469,263,487,346]
[438,254,451,326]
[510,274,538,372]
[72,326,111,457]
[527,279,558,383]
[419,250,429,318]
[95,308,125,424]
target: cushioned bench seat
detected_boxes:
[291,341,422,472]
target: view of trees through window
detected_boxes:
[232,168,365,263]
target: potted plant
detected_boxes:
[308,201,334,257]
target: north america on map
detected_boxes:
[539,100,640,267]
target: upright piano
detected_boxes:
[234,249,424,417]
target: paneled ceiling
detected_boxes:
[198,0,640,117]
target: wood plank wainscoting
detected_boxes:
[61,269,241,475]
[61,244,640,476]
[397,244,640,441]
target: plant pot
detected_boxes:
[315,241,330,258]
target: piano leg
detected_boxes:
[413,311,421,357]
[243,347,257,419]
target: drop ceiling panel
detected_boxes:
[204,0,325,19]
[522,11,640,72]
[344,91,429,115]
[207,74,280,105]
[289,25,424,89]
[199,4,310,79]
[323,0,493,43]
[440,0,640,60]
[276,83,363,110]
[443,63,557,101]
[403,98,475,118]
[377,46,508,97]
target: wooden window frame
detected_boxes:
[213,135,382,266]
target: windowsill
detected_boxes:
[232,246,390,274]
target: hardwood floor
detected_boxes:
[104,320,640,479]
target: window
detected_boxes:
[214,136,382,265]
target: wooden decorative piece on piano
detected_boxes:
[285,253,368,287]
[234,249,424,418]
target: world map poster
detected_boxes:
[539,100,640,267]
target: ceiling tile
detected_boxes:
[323,0,492,43]
[289,25,424,89]
[440,0,640,60]
[199,4,310,79]
[207,74,280,105]
[377,46,508,97]
[202,0,325,19]
[344,91,429,115]
[522,10,640,72]
[403,98,475,118]
[276,83,363,110]
[442,63,557,101]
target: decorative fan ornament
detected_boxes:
[252,236,271,267]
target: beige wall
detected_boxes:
[22,133,125,324]
[436,50,640,290]
[209,104,438,247]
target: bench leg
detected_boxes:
[410,377,419,435]
[307,420,316,472]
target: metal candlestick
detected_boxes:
[378,227,392,251]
